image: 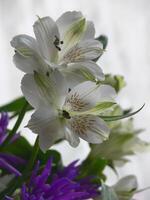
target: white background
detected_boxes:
[0,0,150,199]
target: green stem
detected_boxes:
[0,101,29,151]
[0,136,39,199]
[25,136,39,172]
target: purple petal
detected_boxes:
[5,196,13,200]
[0,158,21,176]
[0,153,26,166]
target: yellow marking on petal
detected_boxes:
[70,102,116,117]
[63,18,86,50]
[33,71,58,108]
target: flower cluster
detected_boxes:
[6,159,100,200]
[0,10,148,200]
[11,11,117,152]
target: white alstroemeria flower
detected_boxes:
[112,175,138,200]
[101,176,138,200]
[11,11,104,87]
[22,70,116,152]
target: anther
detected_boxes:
[68,88,71,93]
[62,110,71,119]
[46,71,50,77]
[53,35,63,51]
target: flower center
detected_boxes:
[53,35,63,51]
[62,110,71,119]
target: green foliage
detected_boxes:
[2,136,32,160]
[1,135,62,174]
[0,97,32,113]
[90,117,149,167]
[94,35,108,62]
[37,149,62,170]
[96,35,108,50]
[101,74,126,93]
[79,156,107,182]
[100,104,145,122]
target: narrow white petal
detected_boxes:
[27,107,64,152]
[49,69,69,106]
[11,34,39,57]
[113,175,138,192]
[59,18,86,54]
[13,52,45,74]
[61,39,103,64]
[64,81,116,112]
[62,61,104,85]
[33,17,59,62]
[21,74,44,109]
[65,127,80,147]
[69,115,110,144]
[11,35,45,73]
[81,21,95,40]
[57,11,95,48]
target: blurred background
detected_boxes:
[0,0,150,199]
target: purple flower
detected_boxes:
[13,159,99,200]
[0,112,9,144]
[0,112,26,176]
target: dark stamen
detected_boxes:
[46,71,50,77]
[62,110,71,119]
[53,35,63,51]
[68,88,71,93]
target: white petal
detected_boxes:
[64,81,116,112]
[56,11,83,40]
[81,21,95,40]
[13,52,45,74]
[59,18,87,54]
[11,34,39,56]
[113,175,138,192]
[49,69,68,106]
[21,74,44,109]
[61,39,103,64]
[27,106,64,152]
[11,35,45,73]
[33,69,68,108]
[65,127,80,147]
[62,61,104,85]
[33,17,59,62]
[57,11,95,47]
[69,115,110,144]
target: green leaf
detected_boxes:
[37,149,62,168]
[2,136,32,160]
[100,104,145,122]
[0,97,32,113]
[114,75,126,92]
[96,35,108,50]
[93,35,108,62]
[80,156,107,182]
[101,183,118,200]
